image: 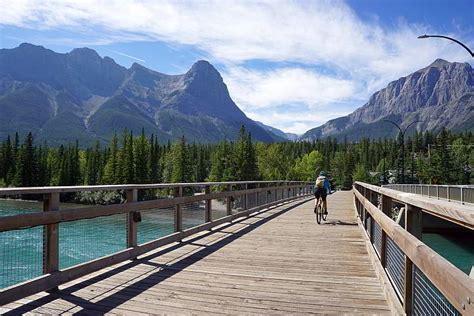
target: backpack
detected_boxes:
[315,176,326,189]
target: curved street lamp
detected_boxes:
[418,34,474,58]
[384,119,419,184]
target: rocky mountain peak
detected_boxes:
[69,47,101,60]
[186,60,222,81]
[428,58,451,68]
[301,59,474,141]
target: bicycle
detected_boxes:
[314,197,328,224]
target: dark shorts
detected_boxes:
[314,188,327,201]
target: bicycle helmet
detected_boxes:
[319,171,327,177]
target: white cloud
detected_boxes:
[1,0,472,133]
[224,67,357,111]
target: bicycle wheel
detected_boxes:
[316,203,322,224]
[322,204,328,221]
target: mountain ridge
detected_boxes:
[0,43,280,146]
[301,59,474,141]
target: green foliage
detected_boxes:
[352,163,371,183]
[0,129,472,189]
[290,150,323,181]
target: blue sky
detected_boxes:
[1,0,473,134]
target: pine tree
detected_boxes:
[169,136,191,183]
[103,133,120,184]
[149,135,161,183]
[134,129,149,183]
[14,132,38,187]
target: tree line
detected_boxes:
[0,127,472,190]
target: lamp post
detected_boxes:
[383,120,419,184]
[418,34,474,58]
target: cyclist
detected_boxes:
[314,171,331,215]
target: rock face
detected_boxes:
[0,43,277,146]
[301,59,474,141]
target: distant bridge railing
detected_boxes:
[354,182,474,316]
[383,184,474,205]
[0,181,314,305]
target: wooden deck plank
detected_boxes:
[4,191,394,315]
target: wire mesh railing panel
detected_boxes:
[137,207,175,245]
[249,192,259,209]
[413,266,461,316]
[59,214,127,269]
[0,199,42,217]
[232,195,244,213]
[372,220,382,257]
[449,187,461,202]
[438,186,448,200]
[429,186,437,197]
[0,226,43,289]
[266,190,274,204]
[181,201,206,230]
[211,198,227,220]
[464,188,474,204]
[386,236,405,298]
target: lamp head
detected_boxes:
[418,34,429,39]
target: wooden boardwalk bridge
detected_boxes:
[0,181,473,315]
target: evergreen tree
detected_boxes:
[169,136,192,183]
[103,133,120,184]
[134,129,149,183]
[14,132,38,187]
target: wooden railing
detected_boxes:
[0,181,314,305]
[353,182,474,316]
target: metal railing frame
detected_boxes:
[384,184,474,205]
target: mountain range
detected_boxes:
[0,43,472,146]
[0,43,284,146]
[300,59,473,141]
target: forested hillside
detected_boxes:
[0,128,472,193]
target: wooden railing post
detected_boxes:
[226,184,232,216]
[363,188,368,229]
[174,187,183,232]
[43,192,60,281]
[205,185,211,222]
[126,189,138,249]
[404,204,422,315]
[380,195,392,267]
[405,204,423,240]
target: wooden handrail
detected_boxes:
[0,181,310,196]
[0,184,304,232]
[0,181,314,306]
[355,182,474,230]
[353,183,474,315]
